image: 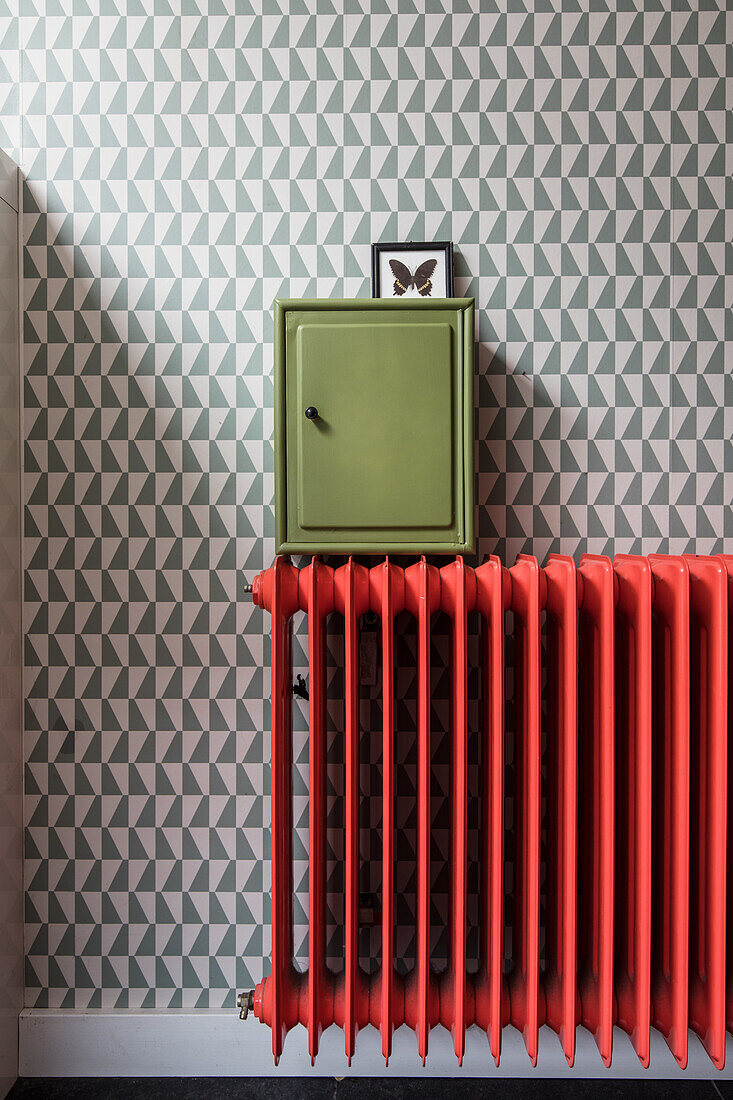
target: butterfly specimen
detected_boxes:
[388,258,438,297]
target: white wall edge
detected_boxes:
[19,1010,733,1079]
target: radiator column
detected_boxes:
[374,559,402,1064]
[338,559,368,1063]
[577,554,615,1066]
[404,558,440,1063]
[475,556,507,1066]
[649,555,690,1067]
[613,554,652,1067]
[507,554,541,1065]
[543,554,578,1067]
[687,556,727,1069]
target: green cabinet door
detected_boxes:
[274,298,474,555]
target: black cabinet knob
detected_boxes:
[304,406,318,420]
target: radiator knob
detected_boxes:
[304,406,318,420]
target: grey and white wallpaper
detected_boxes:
[12,0,733,1008]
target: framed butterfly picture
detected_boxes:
[371,240,454,299]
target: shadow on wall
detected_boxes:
[23,180,268,1008]
[473,336,590,569]
[455,243,592,569]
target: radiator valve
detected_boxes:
[292,674,309,701]
[237,990,255,1020]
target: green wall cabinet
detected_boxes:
[274,297,475,555]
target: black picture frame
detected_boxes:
[371,240,454,299]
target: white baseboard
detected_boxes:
[19,1010,733,1078]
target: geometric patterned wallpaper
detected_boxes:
[9,0,733,1007]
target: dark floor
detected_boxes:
[6,1079,733,1100]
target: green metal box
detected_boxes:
[274,297,475,555]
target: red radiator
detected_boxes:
[246,553,732,1069]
